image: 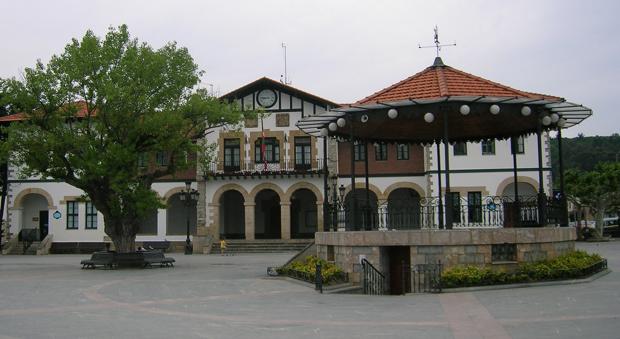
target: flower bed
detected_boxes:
[441,250,606,288]
[277,255,347,285]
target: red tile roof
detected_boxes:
[356,57,561,104]
[0,101,93,123]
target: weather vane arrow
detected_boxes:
[418,25,456,57]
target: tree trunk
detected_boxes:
[103,215,138,253]
[595,203,606,238]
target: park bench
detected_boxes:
[142,251,175,268]
[80,251,116,269]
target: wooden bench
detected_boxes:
[142,251,175,268]
[80,251,116,269]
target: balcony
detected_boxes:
[205,159,325,177]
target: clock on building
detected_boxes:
[256,89,277,108]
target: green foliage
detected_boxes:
[277,256,347,285]
[565,162,620,236]
[550,134,620,175]
[0,25,246,252]
[441,250,604,288]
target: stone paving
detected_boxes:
[0,241,619,339]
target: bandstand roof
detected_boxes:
[296,57,592,143]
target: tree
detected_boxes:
[0,25,246,252]
[565,162,620,238]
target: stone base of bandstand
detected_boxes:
[315,227,577,284]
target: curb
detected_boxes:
[441,269,612,293]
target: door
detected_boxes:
[39,210,49,241]
[388,246,411,295]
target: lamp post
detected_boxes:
[179,181,199,255]
[327,177,346,232]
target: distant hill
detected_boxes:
[550,133,620,186]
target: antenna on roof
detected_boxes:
[281,42,292,85]
[418,25,456,58]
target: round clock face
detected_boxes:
[257,89,277,108]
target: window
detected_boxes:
[255,138,280,163]
[492,243,517,262]
[67,201,78,229]
[137,153,147,168]
[156,151,169,166]
[354,143,366,161]
[294,136,312,170]
[396,143,409,160]
[512,136,525,154]
[374,142,388,161]
[85,202,97,229]
[453,142,467,156]
[448,192,461,223]
[481,140,495,155]
[467,192,482,223]
[224,138,241,171]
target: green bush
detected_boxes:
[441,250,604,288]
[277,256,346,285]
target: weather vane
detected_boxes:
[418,26,456,57]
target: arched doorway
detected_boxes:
[166,193,197,236]
[290,188,317,239]
[255,189,281,239]
[219,190,245,239]
[502,182,537,198]
[345,189,378,230]
[20,193,49,241]
[387,188,421,230]
[502,182,538,227]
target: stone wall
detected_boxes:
[315,227,576,283]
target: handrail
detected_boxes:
[361,258,385,295]
[36,234,53,255]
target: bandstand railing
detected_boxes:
[327,195,563,231]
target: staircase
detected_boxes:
[222,239,313,254]
[4,240,39,255]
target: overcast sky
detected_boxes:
[1,0,618,137]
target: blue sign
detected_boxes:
[53,211,62,220]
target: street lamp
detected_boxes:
[179,181,199,255]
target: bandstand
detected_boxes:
[296,56,592,294]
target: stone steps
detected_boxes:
[222,240,312,254]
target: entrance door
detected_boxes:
[39,210,49,241]
[388,246,411,295]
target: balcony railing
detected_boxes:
[327,195,563,231]
[205,159,325,176]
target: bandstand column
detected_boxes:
[511,137,520,228]
[558,128,568,226]
[364,140,371,230]
[436,142,444,229]
[442,111,453,229]
[316,201,324,232]
[244,202,255,240]
[536,125,546,226]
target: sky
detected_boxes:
[1,0,618,138]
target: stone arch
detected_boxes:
[163,186,187,203]
[13,188,55,209]
[284,182,323,204]
[495,176,539,196]
[249,183,285,202]
[211,183,250,205]
[342,183,385,201]
[383,182,426,200]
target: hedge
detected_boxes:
[441,250,605,288]
[277,256,347,285]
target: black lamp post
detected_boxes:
[179,181,199,255]
[327,176,346,231]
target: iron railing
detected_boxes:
[408,261,443,294]
[205,158,325,175]
[361,258,385,295]
[327,194,564,231]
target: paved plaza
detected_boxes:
[0,241,619,339]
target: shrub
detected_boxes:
[277,256,347,285]
[441,250,604,288]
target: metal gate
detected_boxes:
[408,261,442,293]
